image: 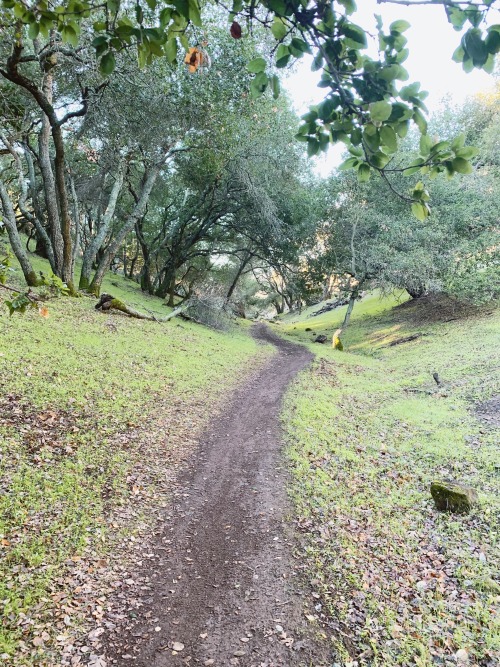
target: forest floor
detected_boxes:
[1,249,498,667]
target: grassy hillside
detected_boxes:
[0,247,270,665]
[281,294,499,666]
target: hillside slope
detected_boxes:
[281,294,499,666]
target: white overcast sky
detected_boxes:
[284,0,499,174]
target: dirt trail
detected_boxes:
[105,324,330,667]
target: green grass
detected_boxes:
[0,245,270,664]
[280,289,410,348]
[281,295,499,666]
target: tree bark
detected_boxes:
[69,170,80,276]
[0,179,39,286]
[88,162,161,296]
[225,252,251,304]
[23,144,55,269]
[51,123,74,290]
[341,291,357,331]
[95,293,186,321]
[0,132,56,272]
[79,158,125,289]
[406,285,427,299]
[37,56,65,276]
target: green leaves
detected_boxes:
[250,72,268,98]
[357,163,371,183]
[4,293,36,316]
[339,156,359,171]
[452,157,473,174]
[165,37,178,63]
[271,17,287,40]
[187,0,202,26]
[462,28,489,66]
[61,24,79,47]
[247,57,267,73]
[390,20,411,33]
[369,101,392,122]
[411,182,431,220]
[99,51,116,75]
[275,43,291,68]
[341,23,367,49]
[411,201,429,222]
[379,125,397,153]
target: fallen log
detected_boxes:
[95,294,186,322]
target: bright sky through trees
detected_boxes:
[285,0,499,175]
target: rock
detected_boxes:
[314,335,327,344]
[430,480,478,513]
[305,327,312,331]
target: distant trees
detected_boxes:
[311,88,500,309]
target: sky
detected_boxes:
[284,0,499,175]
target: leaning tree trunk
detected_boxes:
[23,144,56,270]
[340,290,357,331]
[225,252,252,305]
[0,131,56,273]
[95,293,186,321]
[406,284,427,299]
[88,162,161,296]
[79,159,125,290]
[0,180,39,286]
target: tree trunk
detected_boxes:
[0,180,39,286]
[128,239,140,280]
[225,252,251,304]
[167,270,176,307]
[88,163,161,296]
[341,292,357,331]
[95,293,186,322]
[51,123,74,291]
[406,285,427,299]
[79,159,125,289]
[69,171,80,276]
[0,132,56,272]
[38,59,64,276]
[23,145,55,269]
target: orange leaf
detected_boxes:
[39,306,49,318]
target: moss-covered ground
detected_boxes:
[0,248,268,665]
[280,294,499,666]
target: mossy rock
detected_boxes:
[430,480,478,514]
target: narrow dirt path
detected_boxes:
[105,325,330,667]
